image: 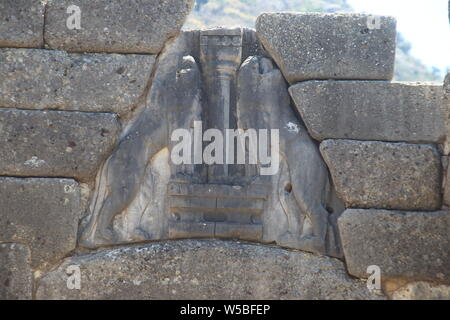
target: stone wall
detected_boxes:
[0,1,448,300]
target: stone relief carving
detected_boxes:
[200,28,243,183]
[79,28,344,258]
[237,56,344,257]
[80,40,202,246]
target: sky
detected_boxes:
[347,0,450,76]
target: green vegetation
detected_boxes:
[184,0,442,82]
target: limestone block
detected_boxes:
[320,140,442,210]
[339,209,450,283]
[0,243,32,300]
[443,156,450,208]
[0,109,120,182]
[290,81,445,143]
[36,240,384,300]
[0,0,44,48]
[256,13,396,84]
[0,178,81,269]
[0,48,155,116]
[45,0,195,54]
[392,282,450,300]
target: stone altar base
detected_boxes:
[167,182,270,241]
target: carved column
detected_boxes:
[200,28,243,183]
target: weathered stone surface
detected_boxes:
[0,243,32,300]
[320,140,442,210]
[0,48,155,116]
[237,55,344,257]
[77,28,342,253]
[443,156,450,208]
[290,81,445,143]
[167,182,266,242]
[444,73,450,154]
[256,13,396,84]
[0,178,81,269]
[79,33,203,247]
[168,182,269,198]
[45,0,195,54]
[200,28,243,182]
[36,240,384,300]
[0,0,44,48]
[80,44,202,247]
[392,282,450,300]
[0,109,120,182]
[168,221,216,239]
[339,209,450,283]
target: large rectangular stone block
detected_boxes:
[290,81,445,143]
[320,140,442,210]
[0,48,155,116]
[45,0,195,54]
[36,240,383,300]
[256,13,396,84]
[0,243,32,300]
[0,178,82,269]
[0,109,120,182]
[0,0,44,48]
[339,209,450,283]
